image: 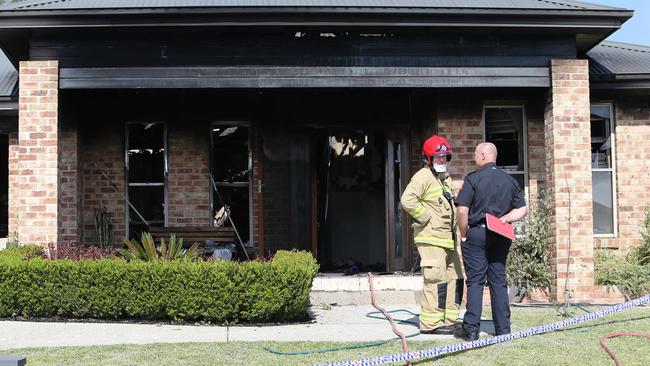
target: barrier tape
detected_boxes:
[317,294,650,366]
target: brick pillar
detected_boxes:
[15,61,59,245]
[544,59,594,302]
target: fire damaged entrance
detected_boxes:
[257,91,412,272]
[315,131,386,272]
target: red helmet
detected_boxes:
[422,135,453,165]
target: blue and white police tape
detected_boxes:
[317,294,650,366]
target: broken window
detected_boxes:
[484,106,527,191]
[211,124,251,246]
[591,104,616,236]
[125,122,167,239]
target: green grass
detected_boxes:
[3,306,650,366]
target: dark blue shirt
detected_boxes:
[455,163,526,226]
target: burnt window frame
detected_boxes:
[124,121,168,237]
[209,121,253,247]
[482,104,529,196]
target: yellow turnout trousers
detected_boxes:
[417,244,464,331]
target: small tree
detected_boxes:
[507,190,552,301]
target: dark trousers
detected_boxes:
[461,226,512,335]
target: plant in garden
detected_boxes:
[94,204,112,248]
[119,232,200,261]
[596,208,650,298]
[506,190,552,301]
[43,242,117,260]
[0,244,42,260]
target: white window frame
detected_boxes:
[125,121,169,234]
[481,104,529,198]
[591,103,618,238]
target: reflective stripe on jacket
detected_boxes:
[400,167,456,249]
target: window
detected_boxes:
[125,122,167,239]
[483,106,528,191]
[211,123,251,246]
[591,104,616,236]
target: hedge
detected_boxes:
[0,249,318,323]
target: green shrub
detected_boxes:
[0,244,43,260]
[507,191,552,299]
[595,249,650,298]
[630,208,650,266]
[0,250,318,323]
[595,208,650,298]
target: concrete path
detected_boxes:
[0,305,480,349]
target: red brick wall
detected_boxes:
[595,97,650,252]
[167,122,210,227]
[7,130,18,238]
[435,97,484,184]
[58,125,80,243]
[251,129,263,253]
[15,61,59,245]
[544,59,594,302]
[80,122,126,245]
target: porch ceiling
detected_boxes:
[59,66,550,89]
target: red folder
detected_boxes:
[486,213,516,240]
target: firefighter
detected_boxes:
[400,135,464,335]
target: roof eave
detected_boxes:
[0,7,634,28]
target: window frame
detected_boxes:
[481,104,529,198]
[590,103,618,238]
[209,121,253,246]
[124,121,169,234]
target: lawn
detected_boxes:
[3,305,649,366]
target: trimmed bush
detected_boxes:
[595,208,650,298]
[0,245,43,260]
[0,250,318,323]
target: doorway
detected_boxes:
[314,130,386,272]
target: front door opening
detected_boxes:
[316,131,386,272]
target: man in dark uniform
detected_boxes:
[453,142,527,341]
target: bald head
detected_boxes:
[474,142,498,168]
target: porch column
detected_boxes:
[14,61,59,245]
[544,59,594,302]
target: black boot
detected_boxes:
[453,326,479,341]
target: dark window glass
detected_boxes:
[590,106,612,169]
[485,107,525,172]
[128,123,165,183]
[126,123,166,239]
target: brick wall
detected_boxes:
[14,61,59,245]
[58,125,80,243]
[80,122,126,245]
[544,59,594,302]
[595,97,650,252]
[7,130,17,238]
[251,129,263,254]
[167,121,210,227]
[261,133,291,252]
[527,105,547,201]
[435,97,484,184]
